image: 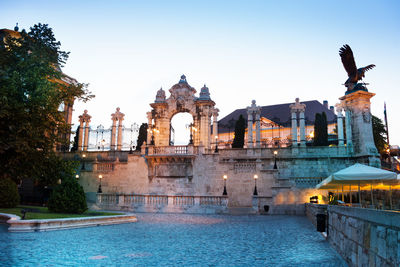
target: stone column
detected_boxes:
[110,118,117,150]
[117,117,124,150]
[212,109,219,149]
[78,120,84,151]
[255,109,261,148]
[291,112,298,146]
[289,98,306,147]
[78,110,91,151]
[336,105,344,146]
[83,119,90,151]
[299,111,306,147]
[212,109,219,140]
[247,111,253,148]
[344,108,353,151]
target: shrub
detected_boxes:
[0,178,20,208]
[48,178,87,214]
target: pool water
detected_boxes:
[0,214,346,266]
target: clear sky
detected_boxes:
[2,0,400,145]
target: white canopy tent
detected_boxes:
[316,163,397,188]
[316,163,398,208]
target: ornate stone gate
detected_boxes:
[144,75,219,180]
[146,75,219,148]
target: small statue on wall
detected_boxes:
[339,44,375,93]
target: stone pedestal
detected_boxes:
[340,90,380,166]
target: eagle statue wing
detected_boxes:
[360,64,376,73]
[339,44,357,79]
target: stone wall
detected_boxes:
[328,206,400,267]
[305,203,327,228]
[305,204,400,266]
[73,146,362,214]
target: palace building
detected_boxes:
[70,74,380,215]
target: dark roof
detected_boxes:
[218,100,336,133]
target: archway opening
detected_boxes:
[170,112,193,145]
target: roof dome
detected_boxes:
[198,84,211,100]
[155,87,166,103]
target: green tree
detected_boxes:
[70,125,80,152]
[48,177,87,214]
[232,115,246,148]
[0,23,93,185]
[136,123,148,151]
[313,112,328,146]
[0,178,20,208]
[372,115,387,155]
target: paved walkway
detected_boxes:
[0,214,346,266]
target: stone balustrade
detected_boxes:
[147,145,196,155]
[96,194,229,214]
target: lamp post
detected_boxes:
[222,175,228,195]
[81,154,86,170]
[97,174,103,193]
[253,174,258,195]
[214,135,219,153]
[273,150,278,169]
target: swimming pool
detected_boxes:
[0,214,346,266]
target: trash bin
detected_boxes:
[264,205,269,213]
[316,214,326,232]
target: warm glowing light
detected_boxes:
[82,154,86,158]
[75,174,79,179]
[98,175,103,179]
[310,131,314,138]
[253,174,258,179]
[273,150,278,155]
[215,135,218,140]
[223,175,228,180]
[193,127,197,132]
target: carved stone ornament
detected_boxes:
[362,106,371,123]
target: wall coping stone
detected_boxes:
[327,205,400,229]
[0,212,137,232]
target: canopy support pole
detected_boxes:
[358,181,361,207]
[349,185,352,204]
[370,184,374,208]
[389,185,393,210]
[341,185,344,202]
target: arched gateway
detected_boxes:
[146,75,219,148]
[144,75,219,180]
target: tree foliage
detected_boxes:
[372,115,387,155]
[48,177,87,214]
[313,112,328,146]
[0,23,93,184]
[136,123,148,151]
[0,178,20,208]
[232,115,246,148]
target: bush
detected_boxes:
[0,178,20,208]
[48,178,87,214]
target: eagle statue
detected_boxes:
[339,44,375,91]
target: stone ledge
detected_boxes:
[0,212,137,232]
[327,205,400,229]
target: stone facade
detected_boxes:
[76,145,357,214]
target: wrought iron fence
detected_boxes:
[71,123,139,151]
